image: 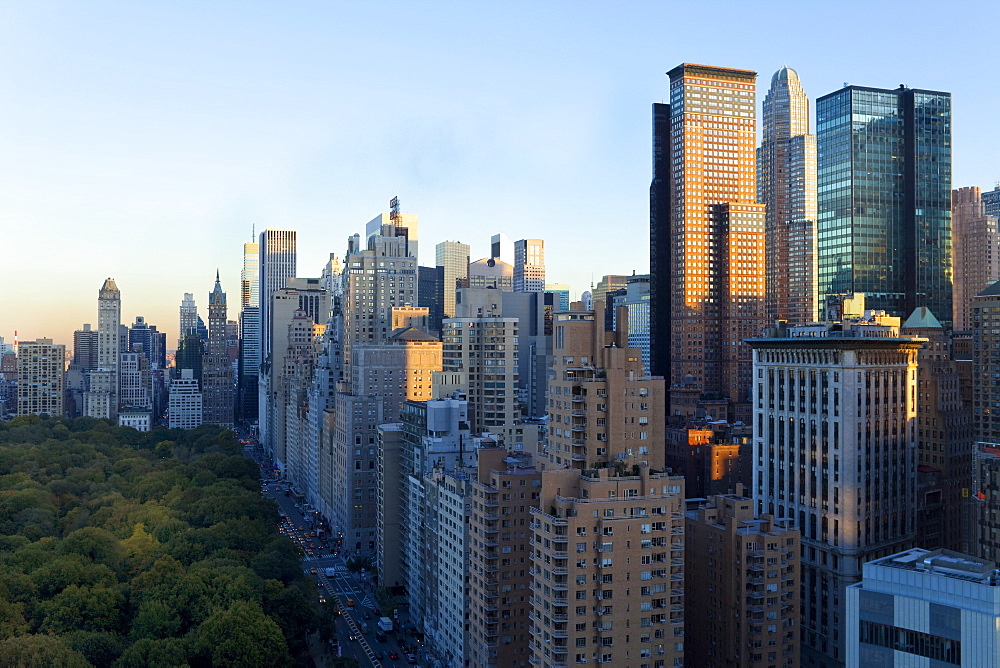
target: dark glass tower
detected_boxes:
[649,102,671,381]
[816,85,952,323]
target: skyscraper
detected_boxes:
[490,232,513,264]
[434,240,470,319]
[258,228,297,364]
[73,324,98,372]
[16,338,65,417]
[816,84,952,323]
[513,238,545,292]
[239,239,261,421]
[952,186,1000,331]
[85,278,121,420]
[202,273,235,427]
[650,63,766,422]
[750,316,923,665]
[758,66,818,324]
[179,293,198,341]
[983,185,1000,217]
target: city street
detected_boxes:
[241,436,422,668]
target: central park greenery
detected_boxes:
[0,415,332,667]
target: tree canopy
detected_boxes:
[0,417,327,666]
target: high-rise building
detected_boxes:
[127,316,166,371]
[750,316,923,665]
[592,274,627,307]
[367,207,419,262]
[513,239,544,293]
[202,273,235,428]
[685,491,800,667]
[816,84,952,323]
[759,66,818,325]
[952,186,1000,331]
[545,299,665,470]
[239,240,261,422]
[467,448,539,668]
[417,266,445,334]
[972,282,1000,444]
[168,368,203,429]
[118,349,151,412]
[650,63,766,423]
[490,232,514,265]
[984,185,1000,217]
[73,324,98,373]
[901,307,973,553]
[179,293,199,341]
[258,228,297,364]
[435,240,470,319]
[847,548,998,667]
[85,278,121,420]
[529,467,686,668]
[16,338,64,417]
[441,316,519,435]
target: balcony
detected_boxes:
[571,424,586,432]
[571,410,587,417]
[572,395,585,403]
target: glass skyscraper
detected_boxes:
[816,85,952,323]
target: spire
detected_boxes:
[215,269,220,285]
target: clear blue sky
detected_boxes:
[1,0,996,348]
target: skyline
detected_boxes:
[3,1,999,347]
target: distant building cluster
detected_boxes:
[8,58,1000,668]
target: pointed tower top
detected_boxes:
[100,277,119,294]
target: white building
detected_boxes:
[119,410,152,432]
[847,548,997,667]
[168,369,203,429]
[749,313,925,665]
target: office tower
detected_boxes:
[952,186,1000,331]
[85,278,121,420]
[544,284,570,312]
[513,239,544,292]
[972,282,1000,444]
[417,266,445,334]
[435,240,470,319]
[816,84,952,323]
[592,274,627,307]
[201,273,235,428]
[649,101,671,381]
[468,257,513,290]
[665,420,752,498]
[759,66,818,325]
[650,63,766,423]
[339,230,418,382]
[441,316,519,434]
[490,232,513,265]
[16,338,64,417]
[168,368,203,429]
[685,492,800,667]
[750,316,923,665]
[984,185,1000,217]
[127,316,166,371]
[528,467,686,668]
[901,308,973,553]
[974,444,1000,562]
[261,279,331,467]
[73,324,98,372]
[466,448,539,668]
[367,205,419,262]
[331,328,442,553]
[179,293,198,341]
[847,548,997,666]
[239,240,261,422]
[258,228,297,364]
[545,299,665,470]
[174,334,204,384]
[621,273,652,375]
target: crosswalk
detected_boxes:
[361,594,377,608]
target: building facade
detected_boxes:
[16,339,65,417]
[816,85,952,323]
[259,228,297,364]
[847,548,998,667]
[441,317,519,435]
[436,240,470,319]
[758,66,818,325]
[513,239,545,293]
[750,318,923,665]
[952,186,1000,332]
[202,273,235,427]
[650,63,766,422]
[685,491,800,667]
[85,278,121,420]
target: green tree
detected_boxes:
[37,584,124,634]
[0,634,90,667]
[192,601,288,666]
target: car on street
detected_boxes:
[389,651,399,659]
[309,568,317,574]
